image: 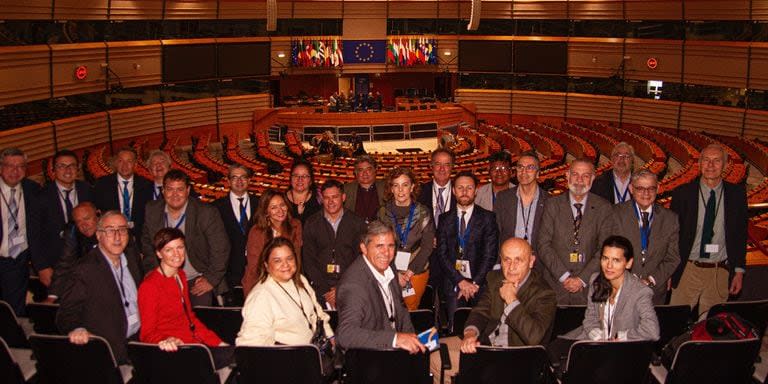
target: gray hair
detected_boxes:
[361,220,395,246]
[611,142,635,158]
[353,154,377,171]
[146,150,171,167]
[699,143,728,165]
[569,157,596,172]
[97,210,129,229]
[227,164,252,178]
[631,169,658,184]
[0,147,27,163]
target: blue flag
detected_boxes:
[342,40,387,64]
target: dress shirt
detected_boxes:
[101,249,140,337]
[432,181,452,218]
[153,183,163,200]
[612,172,631,203]
[456,204,475,227]
[229,191,251,223]
[0,180,27,257]
[56,181,78,222]
[324,210,344,235]
[117,175,134,217]
[689,180,729,265]
[589,284,625,341]
[362,256,398,347]
[514,188,540,243]
[561,193,589,285]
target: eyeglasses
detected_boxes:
[98,227,129,237]
[633,185,658,194]
[355,166,374,173]
[612,154,633,160]
[491,166,511,172]
[516,164,539,172]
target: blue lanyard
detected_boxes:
[457,215,471,254]
[391,203,416,249]
[632,203,653,252]
[165,212,187,229]
[613,181,630,203]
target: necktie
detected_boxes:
[460,210,467,238]
[700,190,716,259]
[573,203,583,242]
[641,211,650,233]
[435,187,446,226]
[122,180,131,220]
[238,197,248,234]
[8,188,21,259]
[155,185,163,200]
[63,189,73,221]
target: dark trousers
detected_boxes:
[0,251,29,316]
[187,284,215,307]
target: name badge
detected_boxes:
[395,251,411,271]
[402,286,416,297]
[704,244,719,254]
[569,252,582,263]
[455,260,472,279]
[326,264,340,274]
[10,235,25,246]
[127,221,135,229]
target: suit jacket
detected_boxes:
[474,182,515,212]
[465,270,557,346]
[241,218,303,297]
[141,198,231,294]
[494,185,549,247]
[302,210,367,300]
[591,170,631,204]
[0,179,43,269]
[536,192,615,305]
[343,180,387,214]
[39,180,92,270]
[614,201,680,304]
[93,173,153,241]
[669,178,747,286]
[417,181,456,222]
[565,273,659,341]
[48,223,98,298]
[55,246,144,363]
[336,257,414,350]
[212,193,259,289]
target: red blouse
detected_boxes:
[138,269,222,346]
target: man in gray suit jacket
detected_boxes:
[336,221,426,354]
[614,170,680,304]
[495,152,548,248]
[536,158,614,304]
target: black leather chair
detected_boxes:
[562,340,654,384]
[192,306,243,345]
[30,334,125,384]
[649,339,760,384]
[550,306,587,342]
[451,307,472,336]
[654,305,690,355]
[0,301,28,348]
[410,309,435,333]
[26,302,60,335]
[0,337,34,384]
[418,284,436,311]
[343,348,431,384]
[128,342,220,384]
[454,345,549,384]
[707,299,768,341]
[236,344,323,383]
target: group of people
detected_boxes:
[0,138,747,380]
[328,90,383,112]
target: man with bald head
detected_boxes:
[431,238,556,383]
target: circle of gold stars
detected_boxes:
[354,42,375,62]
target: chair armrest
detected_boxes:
[439,343,451,370]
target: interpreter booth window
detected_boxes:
[747,90,768,111]
[160,81,219,103]
[624,80,682,102]
[458,73,514,90]
[626,21,684,40]
[572,20,627,38]
[0,91,106,131]
[215,20,268,38]
[388,19,437,35]
[685,21,755,42]
[682,84,746,108]
[107,86,163,109]
[160,21,218,39]
[568,76,625,97]
[515,20,570,37]
[462,19,516,36]
[514,75,568,93]
[106,21,163,41]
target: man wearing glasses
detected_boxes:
[592,142,636,204]
[343,155,386,223]
[495,151,549,248]
[57,211,144,364]
[614,169,680,304]
[475,151,515,211]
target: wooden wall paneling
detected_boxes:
[753,0,768,20]
[748,43,768,90]
[437,0,462,18]
[512,0,568,19]
[53,112,109,150]
[512,90,566,117]
[568,0,624,20]
[108,104,163,142]
[621,97,680,129]
[109,0,163,20]
[679,103,744,137]
[0,45,51,107]
[568,38,624,78]
[744,110,768,139]
[163,98,217,133]
[684,42,748,88]
[480,1,513,20]
[0,0,52,20]
[438,38,459,72]
[51,42,107,98]
[164,0,217,19]
[624,39,682,83]
[624,0,682,20]
[219,0,266,19]
[385,1,437,19]
[684,0,750,21]
[107,41,162,89]
[54,0,108,20]
[271,39,290,76]
[343,3,387,38]
[0,122,55,162]
[566,93,621,122]
[218,94,272,124]
[292,1,343,18]
[455,89,512,114]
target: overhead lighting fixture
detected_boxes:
[277,52,286,58]
[443,51,452,56]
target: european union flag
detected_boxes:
[342,40,387,64]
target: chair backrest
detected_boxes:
[229,286,245,307]
[0,337,25,384]
[29,334,123,384]
[666,339,760,384]
[192,306,243,345]
[0,301,28,348]
[418,284,435,311]
[26,302,60,335]
[128,342,217,384]
[409,309,435,333]
[235,344,323,383]
[344,348,431,384]
[563,340,654,384]
[654,305,691,352]
[707,300,768,340]
[325,309,339,330]
[452,307,472,336]
[550,306,587,342]
[455,345,549,384]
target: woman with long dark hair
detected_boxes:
[285,160,321,224]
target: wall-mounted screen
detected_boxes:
[459,41,513,73]
[218,43,271,78]
[162,44,217,83]
[513,41,568,75]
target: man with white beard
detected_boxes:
[536,158,615,304]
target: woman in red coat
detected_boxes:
[138,228,233,368]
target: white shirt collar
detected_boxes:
[457,203,475,220]
[118,175,134,184]
[363,255,395,285]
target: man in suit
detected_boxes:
[213,164,258,303]
[431,238,557,382]
[56,211,144,364]
[93,147,153,241]
[336,220,425,353]
[343,155,386,223]
[0,147,42,315]
[592,142,635,204]
[47,202,100,301]
[303,179,367,309]
[475,151,515,211]
[495,151,549,248]
[670,144,747,315]
[536,158,614,305]
[417,148,457,227]
[146,150,171,201]
[39,149,93,289]
[436,171,499,326]
[142,169,230,307]
[614,169,680,304]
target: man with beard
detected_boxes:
[592,142,635,204]
[475,151,515,211]
[536,158,614,304]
